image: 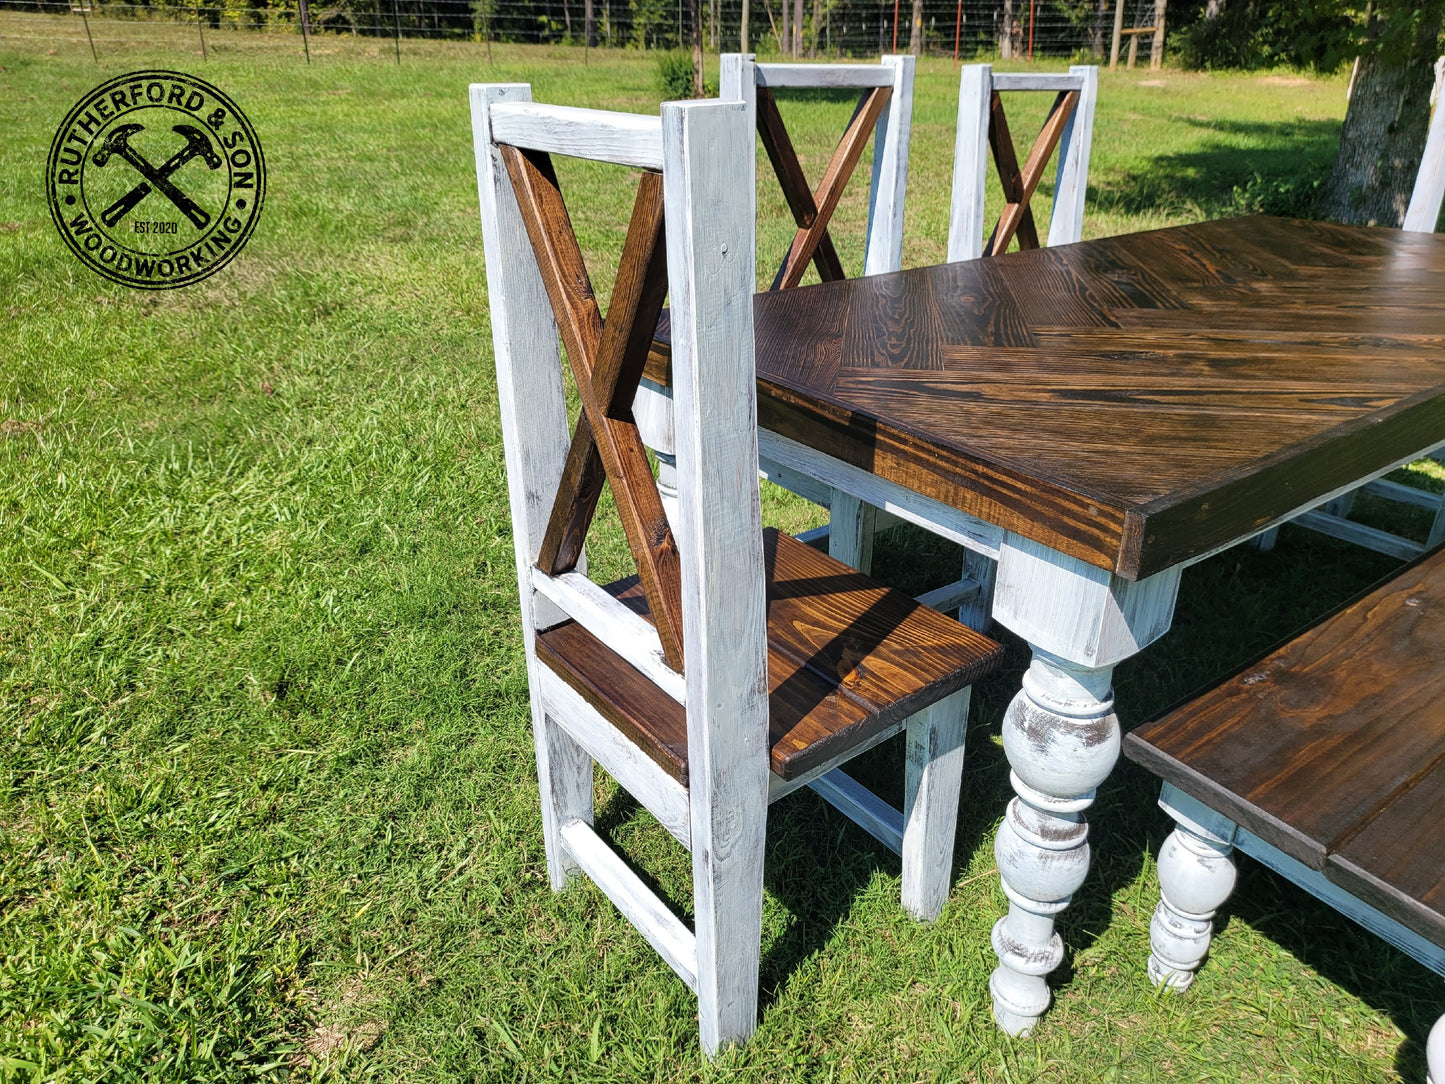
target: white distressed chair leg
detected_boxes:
[663,97,770,1056]
[901,687,970,921]
[828,489,878,571]
[1428,1013,1445,1084]
[987,534,1180,1035]
[536,712,595,890]
[1148,783,1238,990]
[957,548,997,632]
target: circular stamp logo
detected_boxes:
[46,70,265,290]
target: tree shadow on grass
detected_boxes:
[1092,116,1342,222]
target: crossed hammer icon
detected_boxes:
[92,123,223,230]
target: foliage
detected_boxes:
[1175,0,1359,72]
[657,50,715,98]
[631,0,676,48]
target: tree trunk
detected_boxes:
[999,0,1014,59]
[793,0,803,56]
[810,0,819,56]
[1320,1,1445,226]
[780,0,789,55]
[740,0,749,50]
[691,0,704,94]
[585,0,595,45]
[908,0,921,53]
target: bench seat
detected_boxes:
[1123,547,1445,1082]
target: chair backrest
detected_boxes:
[1404,86,1445,233]
[947,64,1098,261]
[470,85,767,744]
[720,53,914,288]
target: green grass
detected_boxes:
[1,22,1442,1081]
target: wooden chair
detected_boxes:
[1261,92,1445,560]
[1123,550,1445,1083]
[471,85,1004,1055]
[650,55,919,588]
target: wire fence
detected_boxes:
[0,0,1141,65]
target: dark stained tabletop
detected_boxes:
[743,216,1445,580]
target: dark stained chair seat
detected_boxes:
[537,528,1005,783]
[1124,548,1445,946]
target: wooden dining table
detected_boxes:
[712,214,1445,1035]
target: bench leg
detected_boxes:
[901,688,971,922]
[957,548,997,633]
[1149,783,1238,990]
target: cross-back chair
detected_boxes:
[1262,92,1445,559]
[635,54,915,580]
[472,84,1003,1055]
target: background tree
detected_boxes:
[1319,0,1445,226]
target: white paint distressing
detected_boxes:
[991,72,1087,92]
[664,97,771,1056]
[531,568,687,703]
[488,101,664,171]
[472,82,593,888]
[539,667,692,848]
[864,55,914,277]
[1405,89,1445,233]
[560,819,699,989]
[987,533,1181,1034]
[1047,66,1098,247]
[948,63,993,262]
[902,688,971,921]
[755,62,896,87]
[1149,784,1239,990]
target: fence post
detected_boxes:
[1149,0,1166,70]
[76,4,98,62]
[391,0,401,63]
[194,1,207,59]
[299,0,311,63]
[1109,0,1123,70]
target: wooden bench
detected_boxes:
[1124,549,1445,1082]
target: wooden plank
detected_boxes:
[559,819,699,989]
[775,86,892,290]
[990,72,1087,92]
[809,768,905,854]
[755,62,895,87]
[988,91,1078,255]
[471,82,592,888]
[539,666,691,847]
[531,568,686,703]
[1326,755,1445,946]
[1293,508,1426,561]
[948,63,993,262]
[502,146,688,669]
[662,97,770,1055]
[489,101,663,170]
[983,91,1038,256]
[754,87,847,286]
[1126,552,1445,872]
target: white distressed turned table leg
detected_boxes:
[1428,1013,1445,1084]
[1148,783,1238,990]
[987,533,1181,1035]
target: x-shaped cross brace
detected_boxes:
[757,85,892,291]
[983,88,1081,257]
[500,146,687,670]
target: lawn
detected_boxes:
[2,21,1443,1082]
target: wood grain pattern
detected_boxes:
[536,529,1003,783]
[651,217,1445,578]
[1125,549,1445,941]
[501,146,687,668]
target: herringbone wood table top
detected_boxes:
[742,216,1445,579]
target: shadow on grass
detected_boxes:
[1092,116,1341,221]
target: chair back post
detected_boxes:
[661,96,770,1054]
[948,62,993,262]
[470,81,589,884]
[1405,92,1445,233]
[719,51,758,113]
[1046,64,1098,247]
[863,54,914,275]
